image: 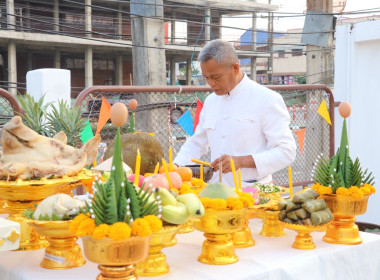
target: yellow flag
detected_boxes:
[317,99,331,125]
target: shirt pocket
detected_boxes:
[204,118,216,130]
[231,115,261,148]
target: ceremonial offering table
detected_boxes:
[1,215,380,280]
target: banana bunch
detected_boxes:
[154,188,205,225]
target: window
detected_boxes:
[278,50,285,58]
[292,49,303,56]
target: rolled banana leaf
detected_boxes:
[283,218,294,224]
[286,201,301,212]
[295,208,309,219]
[287,210,299,220]
[278,200,288,211]
[278,210,287,221]
[292,189,319,203]
[302,199,328,213]
[301,218,313,225]
[310,208,333,225]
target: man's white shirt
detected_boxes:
[174,74,296,188]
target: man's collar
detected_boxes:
[226,73,248,97]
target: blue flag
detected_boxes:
[177,109,194,136]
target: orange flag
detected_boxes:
[296,128,306,154]
[96,97,112,135]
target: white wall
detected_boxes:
[334,21,380,224]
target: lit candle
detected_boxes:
[200,164,204,182]
[162,159,173,189]
[230,157,239,193]
[153,162,160,174]
[238,168,242,193]
[169,146,173,171]
[134,149,141,186]
[288,165,293,198]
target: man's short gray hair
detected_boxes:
[198,39,238,65]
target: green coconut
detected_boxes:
[104,132,164,175]
[199,182,239,199]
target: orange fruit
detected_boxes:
[176,167,193,181]
[159,164,178,174]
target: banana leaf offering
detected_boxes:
[278,189,333,225]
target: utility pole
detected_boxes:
[305,0,333,85]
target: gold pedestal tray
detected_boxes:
[232,208,257,248]
[259,209,285,237]
[193,208,247,265]
[280,222,327,250]
[136,224,180,276]
[82,235,150,280]
[28,220,85,269]
[177,218,194,234]
[320,194,370,245]
[0,170,94,250]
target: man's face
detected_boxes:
[201,58,240,96]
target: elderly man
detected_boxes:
[174,39,296,187]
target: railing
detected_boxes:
[75,84,336,187]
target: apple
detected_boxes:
[128,174,145,187]
[143,174,169,191]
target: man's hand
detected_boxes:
[211,155,256,174]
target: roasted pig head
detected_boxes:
[0,116,101,179]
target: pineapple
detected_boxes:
[46,100,87,147]
[16,93,50,136]
[16,93,87,147]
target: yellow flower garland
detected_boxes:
[311,183,375,199]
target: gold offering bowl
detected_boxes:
[177,217,194,234]
[320,194,370,245]
[232,207,257,248]
[82,235,150,280]
[28,220,86,269]
[136,224,180,276]
[193,208,247,265]
[258,209,285,237]
[280,222,328,250]
[0,170,94,250]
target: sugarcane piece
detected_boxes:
[283,218,294,224]
[292,189,319,203]
[278,200,288,211]
[286,201,301,212]
[302,199,328,213]
[310,208,333,225]
[287,211,299,220]
[302,218,313,225]
[278,210,287,221]
[295,208,309,219]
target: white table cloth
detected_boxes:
[1,218,380,280]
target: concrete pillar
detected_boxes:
[186,59,192,85]
[85,0,92,38]
[115,55,123,85]
[250,12,257,82]
[54,0,59,32]
[205,8,211,42]
[170,58,176,85]
[54,51,61,68]
[7,41,17,95]
[85,46,93,88]
[25,2,31,31]
[117,3,123,39]
[27,52,33,71]
[6,0,15,30]
[171,12,176,44]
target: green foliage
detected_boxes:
[16,93,87,147]
[46,99,87,147]
[294,74,306,84]
[16,94,50,136]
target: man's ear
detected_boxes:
[232,63,240,73]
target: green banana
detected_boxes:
[162,202,190,224]
[154,187,178,206]
[176,193,205,218]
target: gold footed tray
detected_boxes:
[280,222,328,250]
[28,220,85,269]
[0,169,94,250]
[82,235,150,280]
[193,208,247,265]
[232,208,257,248]
[320,194,370,245]
[259,209,285,237]
[177,218,194,234]
[136,224,180,276]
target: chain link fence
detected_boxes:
[0,85,334,187]
[75,85,335,187]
